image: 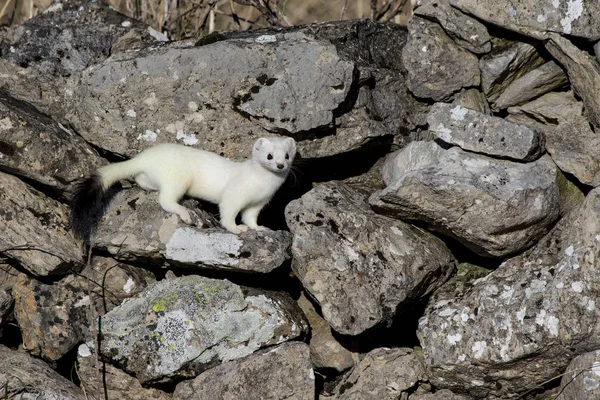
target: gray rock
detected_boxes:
[414,0,491,54]
[546,33,600,129]
[506,91,583,130]
[452,88,490,115]
[493,61,569,110]
[95,275,308,383]
[559,350,600,400]
[0,289,11,327]
[77,344,172,400]
[402,16,480,101]
[297,292,356,372]
[330,348,427,400]
[0,261,18,293]
[93,188,291,273]
[0,0,164,78]
[480,41,544,102]
[67,31,354,159]
[0,90,105,194]
[546,116,600,187]
[427,102,544,161]
[450,0,600,40]
[0,171,83,277]
[285,182,455,335]
[173,342,314,400]
[418,187,600,398]
[411,389,472,400]
[0,344,85,400]
[13,258,155,361]
[370,142,561,257]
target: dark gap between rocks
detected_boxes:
[0,319,22,349]
[55,346,81,387]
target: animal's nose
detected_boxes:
[277,164,284,170]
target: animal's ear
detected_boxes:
[254,138,266,152]
[286,137,296,153]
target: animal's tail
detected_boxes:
[70,159,142,243]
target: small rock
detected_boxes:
[0,344,85,399]
[506,91,583,130]
[297,292,356,372]
[493,61,569,110]
[77,344,172,400]
[173,342,314,400]
[546,33,600,129]
[414,0,491,54]
[286,182,455,335]
[331,348,427,400]
[402,16,480,101]
[427,102,544,161]
[480,41,544,102]
[546,116,600,187]
[452,88,490,115]
[93,188,292,273]
[559,350,600,400]
[0,171,83,277]
[370,142,561,257]
[95,275,308,383]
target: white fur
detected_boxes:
[97,137,296,234]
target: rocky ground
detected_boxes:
[1,0,600,399]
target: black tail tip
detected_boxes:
[69,174,108,244]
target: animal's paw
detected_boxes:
[252,225,268,231]
[179,210,193,224]
[228,224,249,235]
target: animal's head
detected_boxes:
[252,137,296,174]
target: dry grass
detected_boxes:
[0,0,414,39]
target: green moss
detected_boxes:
[151,293,179,313]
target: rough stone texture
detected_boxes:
[370,141,561,257]
[410,389,472,400]
[402,16,480,101]
[414,0,491,54]
[67,31,356,159]
[0,89,105,194]
[506,91,583,130]
[0,289,11,327]
[93,188,292,273]
[479,41,544,103]
[450,0,600,40]
[286,182,455,335]
[173,342,314,400]
[546,116,600,187]
[330,348,427,400]
[0,261,19,293]
[452,88,490,115]
[546,33,600,129]
[0,171,83,276]
[0,344,86,399]
[297,292,356,372]
[493,61,569,110]
[559,350,600,400]
[418,187,600,399]
[427,102,544,161]
[0,0,164,77]
[13,258,155,361]
[95,275,308,383]
[77,344,172,400]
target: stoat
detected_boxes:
[70,137,296,242]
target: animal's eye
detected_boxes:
[285,153,289,160]
[267,154,273,160]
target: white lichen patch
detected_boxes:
[78,344,92,358]
[74,295,91,308]
[584,376,600,391]
[525,279,547,298]
[560,0,584,34]
[126,109,137,118]
[147,27,169,42]
[547,315,559,336]
[121,21,131,27]
[572,281,584,293]
[256,35,277,44]
[166,227,242,266]
[123,277,136,294]
[153,309,199,376]
[537,14,548,22]
[0,117,13,131]
[516,307,527,323]
[588,299,596,311]
[176,130,199,146]
[43,2,63,13]
[447,333,462,345]
[450,105,468,121]
[472,341,487,359]
[439,308,457,317]
[565,244,574,256]
[137,130,157,142]
[143,92,159,107]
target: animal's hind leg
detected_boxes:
[158,185,192,224]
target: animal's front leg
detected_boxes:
[219,197,248,234]
[241,205,267,231]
